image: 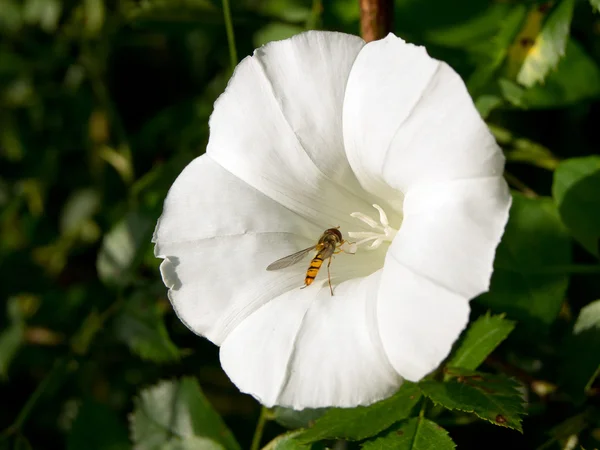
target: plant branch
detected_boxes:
[359,0,393,42]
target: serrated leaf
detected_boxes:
[115,292,179,364]
[477,193,571,333]
[97,211,153,286]
[419,369,525,432]
[130,378,240,450]
[553,156,600,257]
[517,0,575,87]
[67,400,130,450]
[361,418,456,450]
[560,300,600,402]
[447,312,515,371]
[295,382,421,443]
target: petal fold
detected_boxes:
[207,31,375,231]
[154,155,320,344]
[343,34,504,206]
[220,272,402,409]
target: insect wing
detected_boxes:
[266,246,316,271]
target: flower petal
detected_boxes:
[220,272,402,409]
[343,34,504,206]
[207,31,375,231]
[154,155,322,344]
[377,259,470,382]
[376,177,511,381]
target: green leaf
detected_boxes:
[590,0,600,12]
[114,292,180,364]
[553,156,600,257]
[272,407,327,430]
[361,418,456,450]
[59,188,100,236]
[447,312,515,371]
[517,0,575,87]
[0,297,25,379]
[295,382,421,443]
[262,431,316,450]
[97,211,153,286]
[501,39,600,109]
[130,378,240,450]
[254,24,305,48]
[560,300,600,402]
[477,193,571,332]
[67,400,130,450]
[419,369,525,432]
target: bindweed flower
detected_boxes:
[153,31,511,410]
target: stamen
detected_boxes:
[350,211,381,229]
[348,204,398,251]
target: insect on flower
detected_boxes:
[266,227,353,295]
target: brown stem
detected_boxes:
[359,0,393,42]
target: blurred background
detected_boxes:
[1,0,599,449]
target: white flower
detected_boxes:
[153,31,511,410]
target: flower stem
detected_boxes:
[221,0,238,74]
[359,0,394,42]
[250,406,269,450]
[1,357,67,439]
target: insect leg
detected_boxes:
[327,256,333,296]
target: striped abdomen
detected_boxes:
[304,246,334,286]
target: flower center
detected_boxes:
[348,204,399,250]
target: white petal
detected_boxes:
[376,177,511,381]
[390,177,511,299]
[377,258,470,382]
[154,155,322,344]
[254,31,365,185]
[220,272,402,409]
[343,34,504,206]
[207,31,377,232]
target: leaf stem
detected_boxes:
[250,406,269,450]
[221,0,238,74]
[0,358,67,439]
[504,171,538,198]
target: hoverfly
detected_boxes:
[266,228,353,296]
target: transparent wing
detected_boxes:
[266,246,316,271]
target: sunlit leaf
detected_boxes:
[130,378,240,450]
[501,39,600,109]
[477,194,571,332]
[420,369,525,432]
[447,312,515,371]
[517,0,575,87]
[262,431,315,450]
[361,418,456,450]
[97,211,154,286]
[553,156,600,257]
[560,300,600,402]
[295,382,421,443]
[67,400,130,450]
[114,292,180,364]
